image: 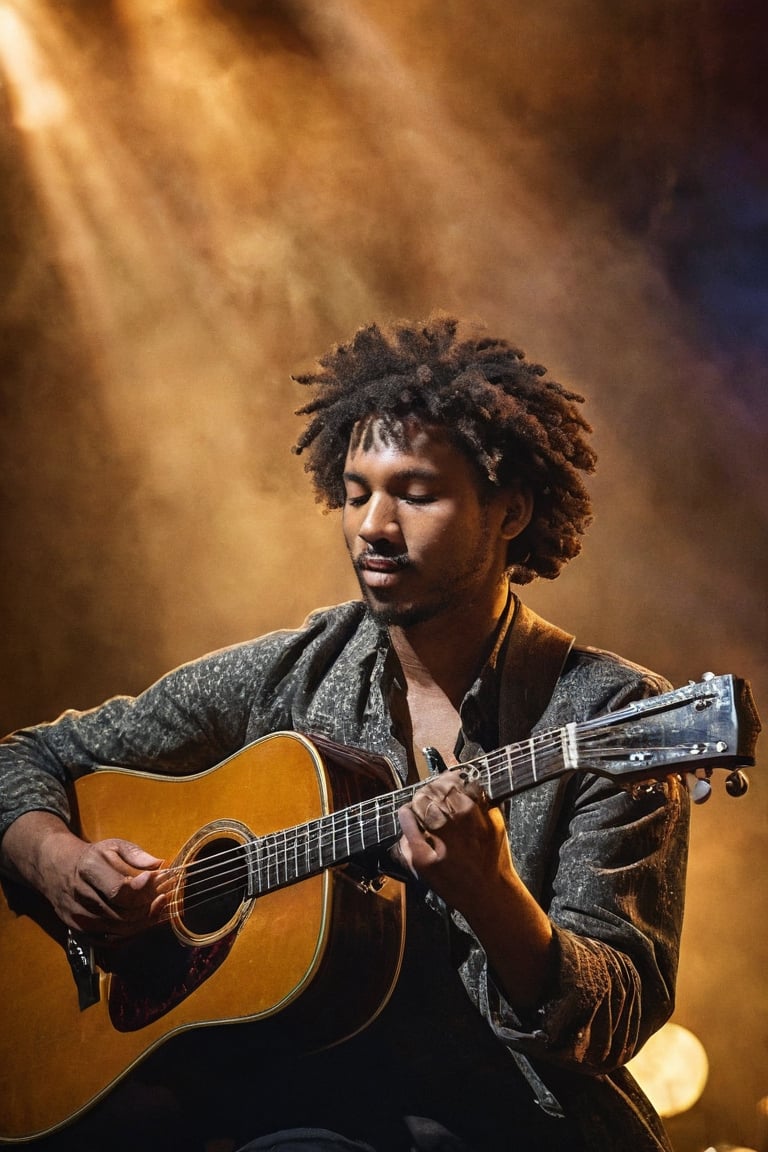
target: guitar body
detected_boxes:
[0,733,406,1144]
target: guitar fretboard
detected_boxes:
[244,735,566,894]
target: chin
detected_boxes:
[364,594,443,629]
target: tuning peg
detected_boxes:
[687,775,712,804]
[725,769,749,798]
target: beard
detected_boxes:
[352,531,497,629]
[357,583,449,628]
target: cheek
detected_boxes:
[427,503,473,538]
[409,510,466,553]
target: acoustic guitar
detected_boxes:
[0,672,759,1143]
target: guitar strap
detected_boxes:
[497,597,575,747]
[495,597,574,1120]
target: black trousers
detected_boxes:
[236,1129,374,1152]
[236,1120,480,1151]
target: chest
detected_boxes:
[390,680,462,778]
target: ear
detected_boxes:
[499,486,533,540]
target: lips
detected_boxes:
[355,553,410,588]
[359,557,401,572]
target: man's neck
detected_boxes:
[388,584,511,708]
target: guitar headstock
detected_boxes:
[576,673,761,802]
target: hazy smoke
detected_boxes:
[1,1,765,1145]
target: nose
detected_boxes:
[358,493,403,548]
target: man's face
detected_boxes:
[342,419,527,629]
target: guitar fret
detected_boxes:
[331,807,348,860]
[296,831,305,878]
[275,829,286,887]
[290,824,309,882]
[504,745,516,797]
[305,826,313,872]
[378,796,400,846]
[244,838,260,897]
[561,722,578,771]
[307,824,321,874]
[342,807,351,857]
[264,833,276,890]
[276,829,287,886]
[349,804,365,855]
[529,737,537,783]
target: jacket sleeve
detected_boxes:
[491,773,688,1073]
[0,603,366,850]
[457,653,691,1075]
[0,643,264,845]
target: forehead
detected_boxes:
[346,417,453,466]
[344,416,486,488]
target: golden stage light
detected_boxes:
[626,1021,709,1118]
[0,4,69,129]
[702,1146,759,1152]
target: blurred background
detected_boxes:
[0,1,766,1149]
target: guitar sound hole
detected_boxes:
[180,836,248,936]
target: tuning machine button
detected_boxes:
[725,769,749,798]
[687,775,712,804]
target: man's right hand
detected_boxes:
[0,811,168,942]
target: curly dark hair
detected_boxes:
[293,314,596,584]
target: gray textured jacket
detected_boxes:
[0,594,689,1150]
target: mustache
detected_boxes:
[354,547,411,571]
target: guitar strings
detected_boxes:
[161,737,678,922]
[155,717,678,923]
[164,732,679,920]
